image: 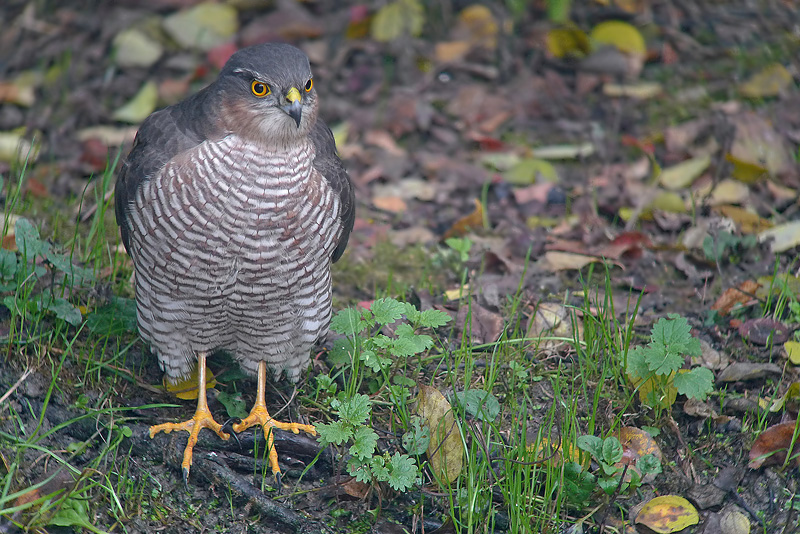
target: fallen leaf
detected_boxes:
[729,112,791,178]
[737,317,790,345]
[504,158,559,185]
[711,280,760,316]
[162,2,239,51]
[748,421,800,469]
[659,155,710,190]
[435,41,471,63]
[590,21,646,55]
[165,364,217,400]
[534,143,595,160]
[417,384,464,486]
[372,195,407,213]
[769,382,800,412]
[546,24,590,59]
[444,199,484,239]
[715,205,772,234]
[702,179,750,206]
[76,126,138,147]
[452,4,500,51]
[371,0,424,42]
[0,132,40,164]
[739,63,792,98]
[456,300,504,345]
[113,28,164,68]
[112,81,158,124]
[716,362,782,383]
[635,495,699,533]
[786,341,800,365]
[759,220,800,253]
[0,79,35,107]
[719,507,751,534]
[603,82,662,99]
[540,251,604,272]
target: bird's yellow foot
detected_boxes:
[232,361,315,475]
[150,405,230,480]
[233,404,316,476]
[150,352,229,481]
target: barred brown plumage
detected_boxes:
[115,43,354,482]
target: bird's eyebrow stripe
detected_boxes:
[232,68,265,79]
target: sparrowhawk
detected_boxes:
[115,43,355,480]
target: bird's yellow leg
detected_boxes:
[232,360,316,475]
[150,352,230,480]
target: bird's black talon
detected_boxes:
[274,471,283,491]
[182,468,190,491]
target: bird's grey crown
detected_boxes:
[222,43,312,87]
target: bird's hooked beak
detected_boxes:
[282,87,302,127]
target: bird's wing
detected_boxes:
[115,91,220,253]
[310,120,355,263]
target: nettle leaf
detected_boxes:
[386,452,419,491]
[335,393,371,427]
[626,346,651,380]
[347,459,372,483]
[316,420,351,447]
[392,331,433,356]
[453,389,501,421]
[369,334,393,350]
[350,426,378,460]
[673,367,715,400]
[576,435,604,460]
[330,308,366,336]
[638,454,662,475]
[652,314,702,357]
[15,218,50,259]
[369,455,389,481]
[402,302,421,323]
[360,348,391,373]
[371,297,405,325]
[329,337,356,367]
[643,343,684,376]
[419,309,452,328]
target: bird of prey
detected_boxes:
[115,43,355,481]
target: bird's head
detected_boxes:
[217,43,319,149]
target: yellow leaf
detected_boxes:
[417,384,464,486]
[546,25,590,59]
[635,495,699,533]
[603,82,662,99]
[456,4,499,50]
[371,0,424,42]
[726,153,769,184]
[589,20,646,55]
[769,381,800,412]
[703,179,750,206]
[659,155,710,190]
[651,191,686,213]
[162,2,239,51]
[435,41,471,63]
[787,342,800,366]
[631,371,677,410]
[505,157,559,185]
[165,364,217,400]
[739,63,793,98]
[758,220,800,253]
[0,132,39,164]
[444,284,470,301]
[715,205,772,234]
[112,81,158,124]
[720,508,751,534]
[541,251,604,272]
[443,198,484,238]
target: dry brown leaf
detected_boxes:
[748,421,800,469]
[373,195,407,213]
[711,280,760,315]
[444,199,484,238]
[417,384,464,486]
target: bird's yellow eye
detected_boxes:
[251,81,270,97]
[304,79,313,92]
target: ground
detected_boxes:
[0,1,799,533]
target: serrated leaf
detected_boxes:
[330,308,365,336]
[370,297,405,325]
[417,384,463,486]
[349,426,378,460]
[673,367,715,400]
[385,452,419,491]
[643,344,684,376]
[316,420,351,447]
[453,389,500,421]
[418,309,452,328]
[360,348,390,373]
[335,393,371,427]
[402,417,430,455]
[328,337,355,367]
[626,346,651,381]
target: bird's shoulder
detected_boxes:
[309,120,355,264]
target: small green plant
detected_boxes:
[576,435,662,496]
[316,393,419,491]
[318,298,451,492]
[703,230,757,265]
[626,314,714,416]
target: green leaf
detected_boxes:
[360,348,391,373]
[15,218,49,258]
[392,330,432,356]
[601,437,623,466]
[0,249,17,281]
[626,346,651,380]
[40,295,82,326]
[453,389,501,421]
[349,426,378,460]
[347,458,373,483]
[86,297,138,335]
[328,337,356,367]
[576,435,603,460]
[46,249,95,285]
[598,476,620,496]
[370,297,405,325]
[673,367,715,400]
[316,420,351,447]
[369,455,389,481]
[402,302,421,323]
[418,309,452,328]
[49,496,94,531]
[642,343,684,376]
[385,452,419,491]
[402,416,430,455]
[637,454,662,475]
[330,308,365,336]
[334,393,371,427]
[216,391,248,419]
[562,461,595,507]
[652,314,702,357]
